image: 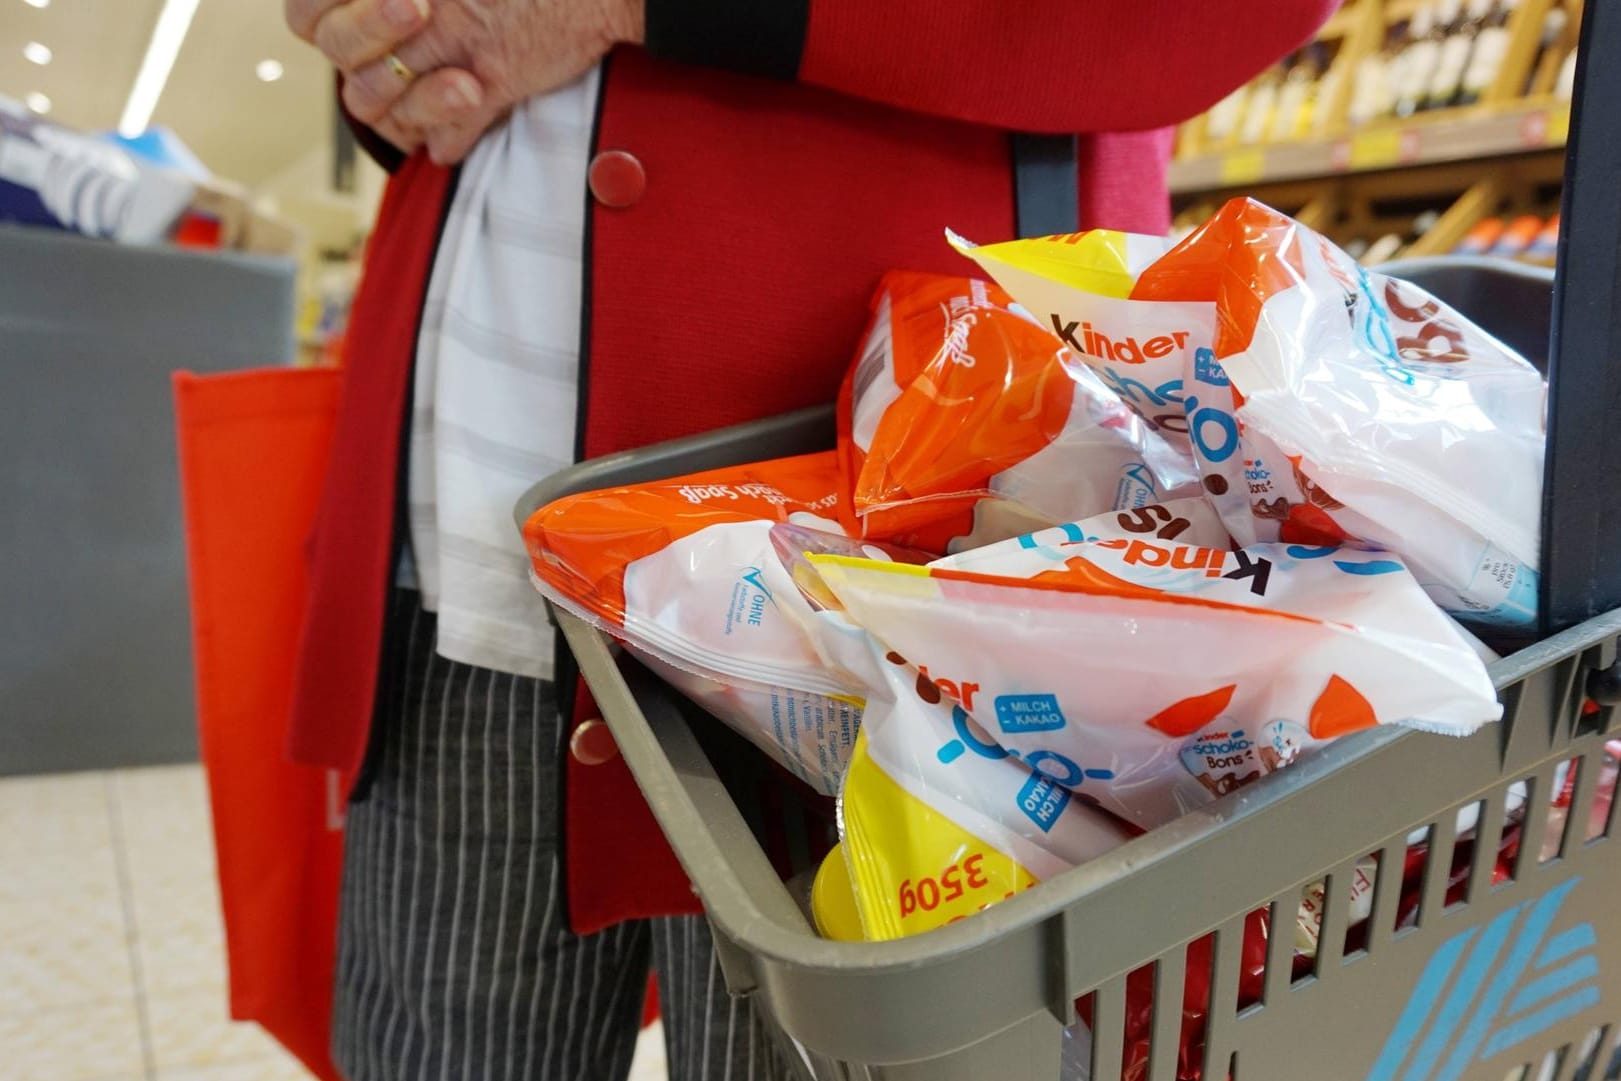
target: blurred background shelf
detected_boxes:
[1170,0,1580,270]
[1169,97,1569,193]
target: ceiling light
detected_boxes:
[24,41,52,65]
[25,91,50,114]
[21,0,50,8]
[118,0,200,138]
[255,58,284,82]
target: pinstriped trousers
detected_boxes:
[332,590,796,1081]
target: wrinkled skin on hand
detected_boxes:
[288,0,643,163]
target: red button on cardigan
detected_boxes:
[588,149,647,208]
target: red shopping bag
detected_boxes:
[173,367,347,1081]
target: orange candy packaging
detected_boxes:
[524,452,874,796]
[837,271,1198,553]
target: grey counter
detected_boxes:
[1,224,296,775]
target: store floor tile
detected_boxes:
[0,997,147,1080]
[0,764,673,1081]
[153,1062,319,1081]
[0,772,139,1019]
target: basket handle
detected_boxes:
[1012,133,1079,239]
[1541,0,1621,634]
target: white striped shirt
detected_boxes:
[405,68,601,679]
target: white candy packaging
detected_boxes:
[955,198,1548,634]
[808,500,1504,829]
[524,452,899,795]
[823,624,1137,941]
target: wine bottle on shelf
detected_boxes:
[1454,216,1507,255]
[1394,4,1444,117]
[1204,83,1250,143]
[1273,45,1324,141]
[1364,232,1407,265]
[1488,214,1544,257]
[1555,46,1578,100]
[1427,0,1487,109]
[1379,210,1442,263]
[1239,61,1287,144]
[1350,23,1407,125]
[1426,0,1478,108]
[1411,209,1442,242]
[1310,49,1345,134]
[1457,0,1518,106]
[1524,214,1560,263]
[1526,7,1569,95]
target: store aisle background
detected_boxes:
[0,766,668,1081]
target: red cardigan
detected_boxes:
[290,2,1334,934]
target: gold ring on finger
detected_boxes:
[384,52,415,83]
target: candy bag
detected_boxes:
[935,497,1232,579]
[947,228,1215,444]
[958,200,1548,634]
[757,553,1133,942]
[524,452,865,794]
[1157,199,1547,633]
[830,631,1136,941]
[810,523,1501,829]
[817,615,1274,1081]
[804,526,1508,1077]
[838,270,1197,553]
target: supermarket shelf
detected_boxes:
[1170,99,1571,194]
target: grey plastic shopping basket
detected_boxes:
[513,10,1621,1077]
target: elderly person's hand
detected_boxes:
[287,0,644,164]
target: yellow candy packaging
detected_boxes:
[782,591,1133,942]
[768,526,1132,942]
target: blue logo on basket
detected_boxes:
[995,694,1067,734]
[1367,878,1601,1081]
[1017,773,1070,833]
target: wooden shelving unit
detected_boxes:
[1169,97,1569,194]
[1171,0,1581,265]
